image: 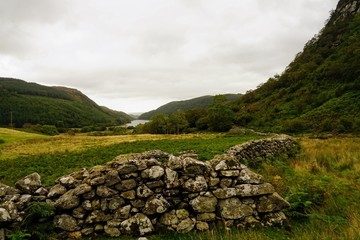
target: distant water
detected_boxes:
[126,120,149,127]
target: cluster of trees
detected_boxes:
[136,95,236,134]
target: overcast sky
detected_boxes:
[0,0,338,113]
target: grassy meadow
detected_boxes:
[0,128,263,186]
[1,128,359,239]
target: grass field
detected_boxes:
[1,128,359,239]
[0,132,213,160]
[0,128,263,185]
[0,128,47,148]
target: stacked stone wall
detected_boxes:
[0,136,298,239]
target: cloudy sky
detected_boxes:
[0,0,338,113]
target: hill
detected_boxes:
[139,94,242,119]
[232,0,360,134]
[0,78,133,128]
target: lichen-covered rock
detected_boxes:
[72,207,86,219]
[182,157,209,175]
[141,166,164,179]
[73,183,92,196]
[15,172,42,194]
[257,192,290,213]
[0,183,20,196]
[176,217,195,233]
[118,164,138,175]
[235,183,275,197]
[136,184,153,198]
[190,192,217,213]
[121,213,154,236]
[54,190,80,210]
[165,168,180,189]
[114,205,131,219]
[105,170,121,186]
[89,176,106,186]
[211,155,244,171]
[263,212,287,226]
[219,170,240,177]
[183,176,207,192]
[34,187,48,196]
[115,179,137,191]
[219,178,232,188]
[54,214,80,231]
[218,198,253,220]
[143,195,170,215]
[238,168,264,184]
[0,208,11,222]
[212,188,238,199]
[145,180,164,189]
[58,175,76,188]
[86,210,111,223]
[104,225,121,237]
[196,221,209,231]
[96,185,118,197]
[196,213,216,222]
[159,210,179,226]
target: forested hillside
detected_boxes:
[232,0,360,134]
[0,78,133,128]
[139,94,241,119]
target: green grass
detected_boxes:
[0,128,47,148]
[0,133,262,186]
[2,129,360,239]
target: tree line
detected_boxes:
[135,95,236,134]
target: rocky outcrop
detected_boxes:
[0,136,298,238]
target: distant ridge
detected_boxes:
[139,94,242,119]
[0,77,133,128]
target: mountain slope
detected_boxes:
[139,94,242,119]
[0,78,133,128]
[232,0,360,133]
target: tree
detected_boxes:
[147,114,170,134]
[185,109,207,128]
[169,111,189,134]
[207,95,235,132]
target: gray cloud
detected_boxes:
[0,0,338,112]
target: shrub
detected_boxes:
[34,125,59,136]
[22,202,56,240]
[283,119,308,134]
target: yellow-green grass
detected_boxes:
[0,131,262,186]
[0,128,48,154]
[0,128,47,148]
[0,131,218,160]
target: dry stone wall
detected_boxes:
[0,136,298,239]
